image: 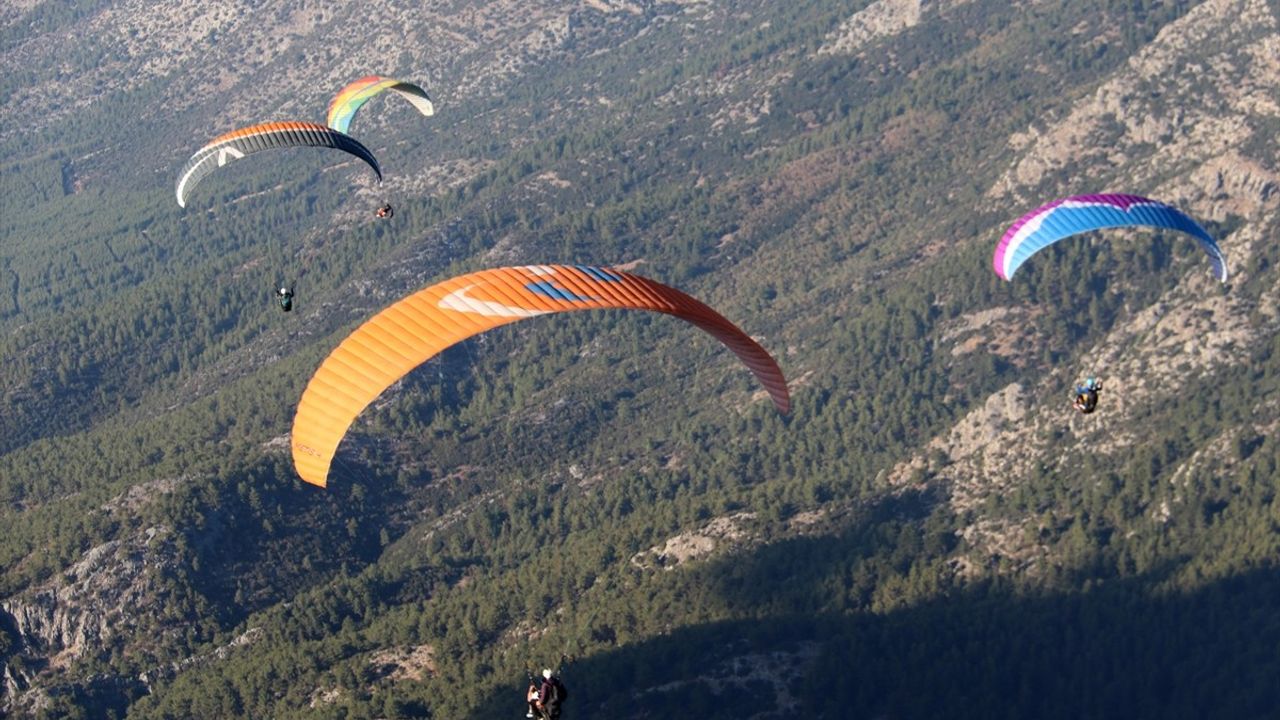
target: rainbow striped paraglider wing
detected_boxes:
[326,76,434,134]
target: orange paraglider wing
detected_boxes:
[291,265,789,487]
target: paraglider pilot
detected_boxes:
[525,681,539,719]
[1073,376,1102,414]
[276,286,294,313]
[376,203,394,219]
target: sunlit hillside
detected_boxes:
[2,0,1278,717]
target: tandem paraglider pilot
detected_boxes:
[526,668,567,719]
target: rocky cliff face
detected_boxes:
[896,0,1280,578]
[817,0,977,56]
[989,0,1280,205]
[1,524,179,714]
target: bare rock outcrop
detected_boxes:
[631,512,759,569]
[367,643,437,683]
[817,0,977,56]
[990,0,1280,204]
[2,525,178,712]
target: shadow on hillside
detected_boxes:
[464,551,1280,720]
[176,454,411,623]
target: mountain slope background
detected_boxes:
[2,0,1278,717]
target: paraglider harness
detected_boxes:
[1073,377,1102,414]
[276,286,295,312]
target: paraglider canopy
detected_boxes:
[291,264,790,487]
[993,194,1228,283]
[175,121,382,208]
[327,76,434,134]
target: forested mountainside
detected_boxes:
[2,0,1278,717]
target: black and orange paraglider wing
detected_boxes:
[175,121,381,207]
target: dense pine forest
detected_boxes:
[2,0,1279,717]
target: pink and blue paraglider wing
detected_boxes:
[992,194,1227,283]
